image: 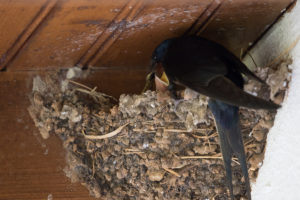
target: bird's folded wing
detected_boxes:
[185,76,280,110]
[165,56,228,86]
[219,50,265,84]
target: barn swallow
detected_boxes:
[150,36,280,110]
[150,36,280,199]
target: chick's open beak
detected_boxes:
[142,61,169,93]
[141,71,155,93]
[159,72,169,85]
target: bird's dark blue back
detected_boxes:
[162,36,245,87]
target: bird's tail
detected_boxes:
[208,99,251,200]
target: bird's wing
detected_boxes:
[218,47,265,84]
[164,39,228,86]
[165,36,265,85]
[189,36,265,83]
[186,76,280,110]
[176,56,228,86]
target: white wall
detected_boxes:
[243,2,300,200]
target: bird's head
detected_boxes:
[142,38,173,93]
[151,39,173,70]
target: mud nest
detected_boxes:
[28,58,291,200]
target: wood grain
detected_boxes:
[0,0,293,70]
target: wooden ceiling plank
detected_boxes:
[1,0,293,71]
[1,0,58,70]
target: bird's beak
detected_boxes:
[154,72,169,93]
[142,61,170,93]
[157,72,169,85]
[141,72,155,93]
[141,61,156,93]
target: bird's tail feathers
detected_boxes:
[209,100,251,200]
